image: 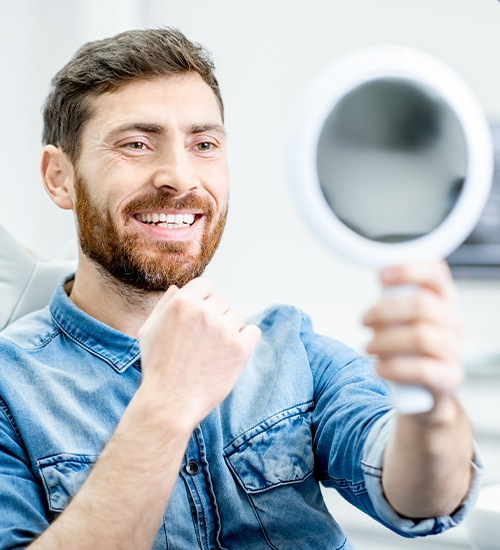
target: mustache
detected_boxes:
[123,192,215,217]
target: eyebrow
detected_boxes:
[108,122,226,139]
[189,123,227,137]
[109,122,166,137]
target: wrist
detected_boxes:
[131,381,198,440]
[411,394,462,428]
[396,395,473,458]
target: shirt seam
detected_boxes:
[0,327,61,351]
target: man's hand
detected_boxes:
[362,260,463,413]
[138,277,261,433]
[362,261,474,519]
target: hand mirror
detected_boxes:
[291,46,493,414]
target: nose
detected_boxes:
[152,143,199,194]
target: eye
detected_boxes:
[126,141,147,150]
[195,141,215,151]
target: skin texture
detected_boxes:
[30,72,474,547]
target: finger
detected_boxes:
[239,323,262,356]
[141,284,180,328]
[222,308,247,332]
[164,284,179,300]
[365,324,460,362]
[151,279,213,322]
[175,277,213,301]
[363,289,462,335]
[374,356,464,394]
[201,293,230,316]
[380,261,456,300]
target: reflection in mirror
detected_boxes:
[317,78,468,243]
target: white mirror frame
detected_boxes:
[291,46,494,268]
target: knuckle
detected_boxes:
[174,293,200,314]
[233,309,246,327]
[413,290,435,317]
[414,324,431,350]
[412,293,427,318]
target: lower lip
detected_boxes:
[132,216,203,242]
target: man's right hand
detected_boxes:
[138,277,261,433]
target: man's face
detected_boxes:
[71,73,229,291]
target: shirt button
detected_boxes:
[185,460,199,475]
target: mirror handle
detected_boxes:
[391,382,434,414]
[383,284,434,414]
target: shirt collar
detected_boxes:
[49,275,141,374]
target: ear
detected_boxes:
[41,145,75,210]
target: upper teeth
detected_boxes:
[137,213,195,227]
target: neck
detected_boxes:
[68,253,162,339]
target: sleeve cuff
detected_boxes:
[361,410,484,537]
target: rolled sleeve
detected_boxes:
[361,410,484,537]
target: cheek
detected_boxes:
[204,162,229,206]
[80,153,135,195]
[81,168,129,215]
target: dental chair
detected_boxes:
[0,226,76,330]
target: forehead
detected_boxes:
[85,73,223,134]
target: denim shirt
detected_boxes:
[0,278,482,549]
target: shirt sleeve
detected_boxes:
[362,410,484,537]
[300,309,483,538]
[0,401,50,548]
[299,311,396,516]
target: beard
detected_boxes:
[74,171,227,292]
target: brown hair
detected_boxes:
[42,27,223,162]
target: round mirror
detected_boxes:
[291,46,494,413]
[292,46,493,268]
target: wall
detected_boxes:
[1,1,499,545]
[2,0,500,352]
[0,0,149,259]
[144,0,500,352]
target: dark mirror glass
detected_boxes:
[316,78,468,243]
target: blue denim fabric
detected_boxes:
[0,277,482,549]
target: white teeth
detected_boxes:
[137,212,196,227]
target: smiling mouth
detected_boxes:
[135,212,197,229]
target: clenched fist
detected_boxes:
[138,278,261,433]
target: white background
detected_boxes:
[1,1,499,547]
[2,0,500,353]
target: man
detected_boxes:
[0,28,481,549]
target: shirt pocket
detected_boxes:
[223,402,341,549]
[224,402,315,493]
[37,453,98,513]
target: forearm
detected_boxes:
[29,385,192,550]
[382,396,474,519]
